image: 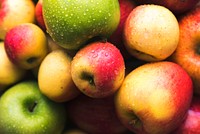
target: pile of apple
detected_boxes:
[1,0,200,134]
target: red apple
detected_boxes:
[0,0,35,40]
[170,5,200,95]
[115,61,193,134]
[108,0,136,60]
[4,23,48,70]
[66,94,128,134]
[71,41,125,98]
[134,0,200,15]
[172,95,200,134]
[35,0,46,31]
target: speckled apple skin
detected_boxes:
[71,41,125,98]
[4,23,48,69]
[170,5,200,95]
[0,0,35,40]
[123,5,179,62]
[115,61,193,134]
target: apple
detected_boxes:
[0,42,26,91]
[108,0,136,60]
[35,0,46,31]
[66,94,128,134]
[71,41,125,98]
[42,0,120,50]
[123,4,179,62]
[4,23,48,70]
[38,49,80,102]
[170,5,200,95]
[0,80,67,134]
[134,0,200,15]
[172,95,200,134]
[0,0,35,40]
[115,61,193,134]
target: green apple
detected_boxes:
[43,0,120,50]
[0,80,67,134]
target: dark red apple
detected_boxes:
[108,0,136,60]
[172,95,200,134]
[66,94,128,134]
[134,0,200,15]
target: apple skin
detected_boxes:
[108,0,136,60]
[172,95,200,134]
[35,0,46,31]
[0,42,26,91]
[0,80,67,134]
[123,4,179,62]
[4,23,48,70]
[66,94,128,134]
[71,41,125,98]
[0,0,35,40]
[38,50,80,102]
[134,0,200,15]
[115,61,193,134]
[43,0,120,50]
[170,5,200,95]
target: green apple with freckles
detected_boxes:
[43,0,120,50]
[0,0,35,40]
[115,61,193,134]
[4,23,48,70]
[71,41,125,98]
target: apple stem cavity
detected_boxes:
[26,57,37,64]
[195,44,200,55]
[81,71,95,86]
[28,101,37,113]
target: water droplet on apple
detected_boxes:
[92,53,98,58]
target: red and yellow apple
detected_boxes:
[71,41,125,98]
[170,5,200,95]
[0,0,35,40]
[115,61,193,134]
[4,23,48,70]
[123,4,179,62]
[67,94,128,134]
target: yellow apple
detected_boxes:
[38,49,80,102]
[123,4,179,61]
[0,42,26,91]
